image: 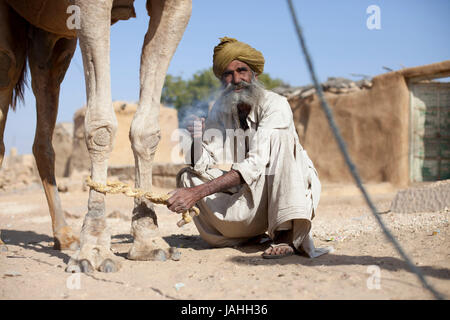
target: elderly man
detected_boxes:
[167,37,330,259]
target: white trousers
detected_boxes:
[177,130,331,258]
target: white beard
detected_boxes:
[219,77,266,128]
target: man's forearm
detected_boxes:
[166,169,244,214]
[194,169,244,199]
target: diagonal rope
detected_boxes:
[286,0,445,300]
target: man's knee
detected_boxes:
[176,167,195,188]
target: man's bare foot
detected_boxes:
[262,230,295,259]
[262,243,294,258]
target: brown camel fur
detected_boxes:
[0,0,192,272]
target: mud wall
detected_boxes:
[290,72,411,187]
[68,101,180,175]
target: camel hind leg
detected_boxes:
[128,0,191,261]
[0,0,27,168]
[0,0,28,249]
[27,25,79,250]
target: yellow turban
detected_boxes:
[212,37,265,79]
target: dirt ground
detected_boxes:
[0,180,448,300]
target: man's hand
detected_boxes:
[167,170,243,215]
[186,115,205,139]
[167,187,201,214]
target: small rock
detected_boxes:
[300,88,316,98]
[58,184,69,193]
[337,88,350,94]
[328,87,340,94]
[174,282,185,291]
[4,271,22,277]
[362,79,372,88]
[431,230,440,236]
[341,273,350,280]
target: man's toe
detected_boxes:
[262,243,294,259]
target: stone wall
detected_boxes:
[0,148,40,191]
[108,163,187,189]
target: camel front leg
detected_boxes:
[128,0,191,261]
[66,0,119,273]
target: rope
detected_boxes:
[286,0,445,300]
[85,176,199,227]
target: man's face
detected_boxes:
[219,60,265,115]
[221,60,254,91]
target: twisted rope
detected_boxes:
[85,176,199,227]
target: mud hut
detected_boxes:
[284,60,450,187]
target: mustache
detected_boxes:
[222,80,252,96]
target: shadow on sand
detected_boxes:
[110,233,211,250]
[1,229,72,264]
[228,245,450,281]
[5,229,446,283]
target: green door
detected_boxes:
[409,82,450,182]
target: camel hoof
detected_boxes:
[127,240,172,261]
[169,247,181,261]
[153,249,167,262]
[80,259,94,273]
[99,259,118,273]
[53,226,80,251]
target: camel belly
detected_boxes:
[6,0,136,38]
[5,0,76,38]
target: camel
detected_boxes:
[0,0,192,272]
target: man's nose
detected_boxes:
[232,71,241,85]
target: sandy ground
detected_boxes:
[0,181,448,300]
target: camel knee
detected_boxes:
[85,121,118,159]
[130,127,161,161]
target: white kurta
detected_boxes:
[177,90,331,258]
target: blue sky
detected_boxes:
[4,0,450,155]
